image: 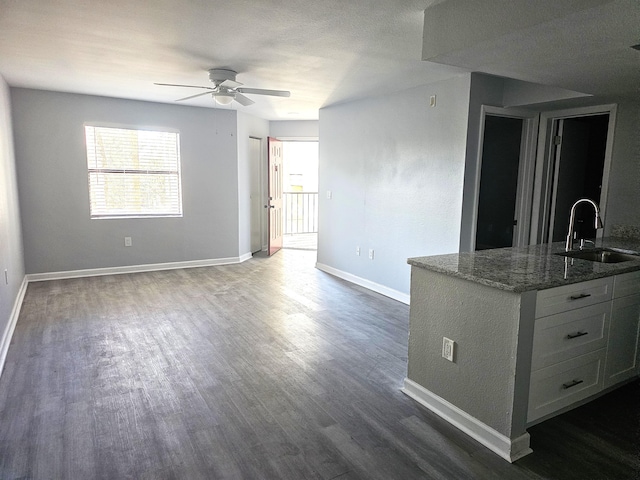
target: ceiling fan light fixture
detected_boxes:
[157,69,289,107]
[214,93,234,105]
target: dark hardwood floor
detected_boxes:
[0,249,638,479]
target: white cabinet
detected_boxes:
[528,273,640,423]
[530,302,610,371]
[535,277,613,318]
[604,271,640,388]
[528,277,613,422]
[528,350,606,421]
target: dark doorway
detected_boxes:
[475,115,524,250]
[548,114,609,242]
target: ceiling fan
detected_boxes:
[155,68,291,106]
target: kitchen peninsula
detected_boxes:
[403,238,640,462]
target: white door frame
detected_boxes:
[249,136,264,253]
[529,104,617,244]
[469,105,539,251]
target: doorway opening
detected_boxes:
[281,141,319,251]
[469,104,616,251]
[475,115,525,250]
[471,106,539,251]
[544,115,609,242]
[531,105,616,244]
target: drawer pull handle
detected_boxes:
[566,331,589,339]
[562,379,584,389]
[569,293,591,300]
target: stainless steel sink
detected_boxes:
[557,248,640,263]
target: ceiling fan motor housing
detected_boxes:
[208,68,237,85]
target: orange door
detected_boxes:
[267,137,283,256]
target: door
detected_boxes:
[249,137,262,254]
[267,137,283,256]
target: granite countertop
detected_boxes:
[407,237,640,293]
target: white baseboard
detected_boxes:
[402,378,532,463]
[315,263,410,304]
[239,252,253,263]
[27,255,252,282]
[0,276,28,377]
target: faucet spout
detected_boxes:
[565,198,603,251]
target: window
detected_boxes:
[85,125,183,218]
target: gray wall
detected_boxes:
[0,75,25,353]
[459,73,506,252]
[407,267,528,437]
[457,75,640,251]
[237,112,269,256]
[317,75,472,295]
[603,98,640,232]
[269,120,318,138]
[11,88,241,274]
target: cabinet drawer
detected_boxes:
[536,277,613,318]
[613,270,640,299]
[531,302,610,370]
[527,349,605,422]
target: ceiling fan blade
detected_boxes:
[236,87,290,97]
[234,94,255,106]
[176,91,213,102]
[155,82,214,90]
[220,79,242,88]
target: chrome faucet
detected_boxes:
[565,198,603,251]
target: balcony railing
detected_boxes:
[283,192,318,234]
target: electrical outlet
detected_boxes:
[356,246,360,256]
[124,237,132,247]
[368,249,374,260]
[442,337,455,362]
[326,190,332,199]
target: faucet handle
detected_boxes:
[579,238,595,250]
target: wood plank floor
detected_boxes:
[0,249,638,479]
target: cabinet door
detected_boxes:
[613,270,640,299]
[604,293,640,388]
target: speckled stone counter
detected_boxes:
[408,238,640,293]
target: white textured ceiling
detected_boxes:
[423,0,640,99]
[0,0,637,120]
[0,0,465,120]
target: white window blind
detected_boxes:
[85,126,183,218]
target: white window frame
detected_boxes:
[85,124,183,219]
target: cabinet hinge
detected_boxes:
[553,135,562,146]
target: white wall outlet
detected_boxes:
[326,190,332,199]
[442,337,455,362]
[429,95,437,107]
[356,246,360,256]
[368,249,374,260]
[124,236,132,247]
